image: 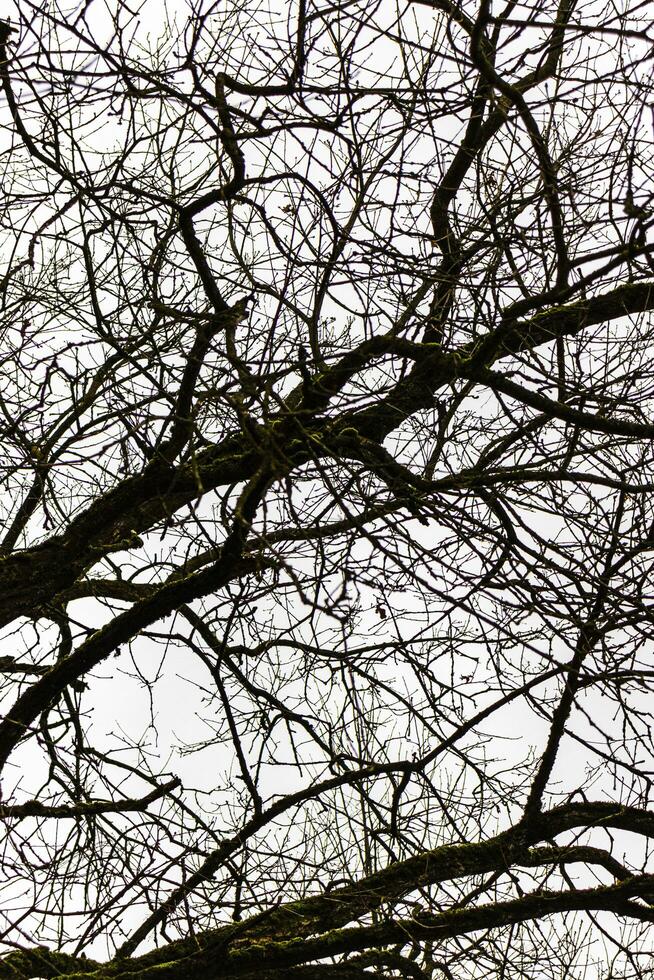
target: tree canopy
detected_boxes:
[1,0,654,977]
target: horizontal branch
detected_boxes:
[4,865,654,979]
[119,798,654,962]
[217,876,654,977]
[469,367,654,438]
[0,777,180,819]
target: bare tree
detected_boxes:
[1,0,654,977]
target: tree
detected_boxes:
[0,0,653,976]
